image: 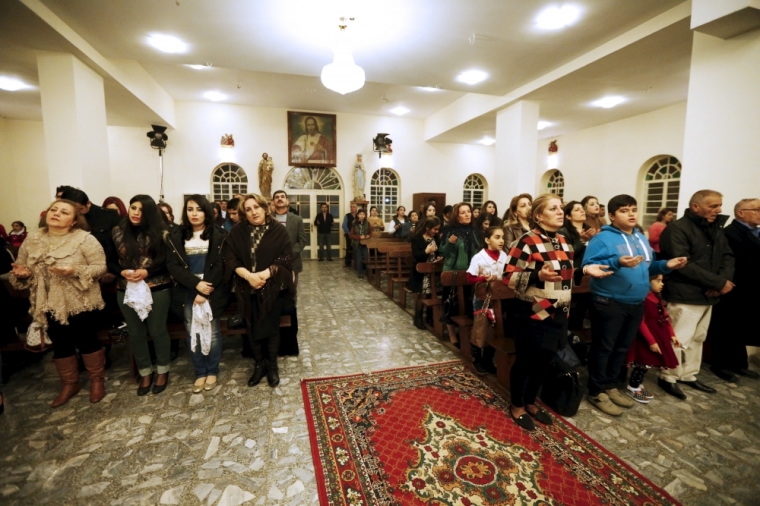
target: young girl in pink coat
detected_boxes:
[626,274,681,403]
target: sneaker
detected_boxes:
[606,388,634,408]
[588,393,623,416]
[640,388,654,399]
[626,387,650,404]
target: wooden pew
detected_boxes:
[474,281,516,392]
[375,241,408,289]
[440,271,474,362]
[362,238,402,287]
[415,261,443,338]
[385,248,413,307]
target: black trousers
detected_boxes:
[47,312,102,359]
[344,233,353,266]
[587,296,645,396]
[710,333,749,372]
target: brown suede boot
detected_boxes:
[51,355,81,408]
[82,348,106,403]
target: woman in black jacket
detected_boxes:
[407,217,442,329]
[166,195,230,393]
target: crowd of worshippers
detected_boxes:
[1,188,758,429]
[337,190,757,431]
[0,186,309,416]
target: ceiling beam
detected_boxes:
[20,0,176,128]
[424,1,692,142]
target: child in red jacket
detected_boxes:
[626,274,681,403]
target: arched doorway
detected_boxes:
[283,167,344,260]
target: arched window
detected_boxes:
[211,163,248,201]
[370,168,400,222]
[284,167,342,190]
[642,156,681,228]
[544,169,564,199]
[462,174,487,209]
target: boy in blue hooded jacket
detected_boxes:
[581,195,687,416]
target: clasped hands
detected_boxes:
[246,270,270,290]
[11,263,78,278]
[706,280,734,298]
[121,269,149,282]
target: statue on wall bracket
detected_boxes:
[258,152,274,198]
[353,154,366,202]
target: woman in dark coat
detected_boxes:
[165,195,230,393]
[407,217,442,329]
[224,194,293,388]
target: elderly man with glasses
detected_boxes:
[707,198,760,382]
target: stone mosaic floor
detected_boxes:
[0,260,758,505]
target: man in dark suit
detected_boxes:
[314,203,334,261]
[708,198,760,381]
[272,190,307,289]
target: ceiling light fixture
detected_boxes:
[456,70,488,85]
[479,137,496,146]
[321,21,365,95]
[203,91,227,102]
[0,76,31,91]
[537,120,553,130]
[147,34,188,54]
[418,86,440,92]
[535,5,581,30]
[389,106,410,116]
[186,64,211,70]
[592,96,626,109]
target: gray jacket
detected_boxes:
[281,212,307,273]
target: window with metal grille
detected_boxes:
[545,169,565,199]
[643,157,681,228]
[462,174,487,209]
[370,168,399,222]
[210,163,248,202]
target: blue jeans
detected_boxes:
[183,293,222,378]
[354,244,368,276]
[318,233,332,259]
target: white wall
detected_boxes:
[0,118,51,230]
[535,102,687,209]
[108,101,496,218]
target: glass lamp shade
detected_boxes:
[321,42,365,95]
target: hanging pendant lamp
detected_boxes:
[321,24,365,95]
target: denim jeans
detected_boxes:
[183,293,223,378]
[317,233,332,259]
[587,295,645,396]
[354,245,368,276]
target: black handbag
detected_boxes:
[228,314,245,329]
[540,367,584,417]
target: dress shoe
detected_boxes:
[710,367,738,382]
[658,378,687,400]
[152,373,169,394]
[677,379,716,393]
[527,408,553,425]
[735,368,760,379]
[510,408,536,431]
[137,373,154,396]
[248,361,268,387]
[267,362,280,387]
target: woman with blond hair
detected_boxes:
[10,199,108,407]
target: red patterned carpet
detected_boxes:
[302,362,679,506]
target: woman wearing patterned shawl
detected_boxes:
[224,194,293,389]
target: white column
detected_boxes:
[679,28,760,208]
[37,52,111,201]
[494,101,540,212]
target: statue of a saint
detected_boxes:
[258,153,274,198]
[353,154,366,201]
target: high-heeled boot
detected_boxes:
[267,336,280,387]
[81,348,106,403]
[51,355,81,407]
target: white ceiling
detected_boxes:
[0,0,693,141]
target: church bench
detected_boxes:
[374,242,409,289]
[474,281,516,392]
[385,248,413,307]
[441,271,475,364]
[362,238,403,287]
[415,262,443,338]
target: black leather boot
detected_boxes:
[248,361,268,387]
[413,307,425,329]
[267,335,280,387]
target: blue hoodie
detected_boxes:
[581,225,670,304]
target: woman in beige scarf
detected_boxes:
[10,199,107,407]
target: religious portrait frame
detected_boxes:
[287,111,337,167]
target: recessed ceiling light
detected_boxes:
[203,91,227,102]
[456,70,488,85]
[147,34,188,54]
[535,5,581,30]
[537,121,553,130]
[418,86,440,92]
[0,76,31,91]
[186,64,210,70]
[592,96,626,109]
[478,137,496,146]
[390,106,410,116]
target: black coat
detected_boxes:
[314,212,334,234]
[710,220,760,345]
[165,226,230,319]
[87,205,121,269]
[407,234,437,293]
[660,209,734,305]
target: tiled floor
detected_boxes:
[0,260,758,505]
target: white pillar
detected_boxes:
[37,52,111,201]
[494,101,540,212]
